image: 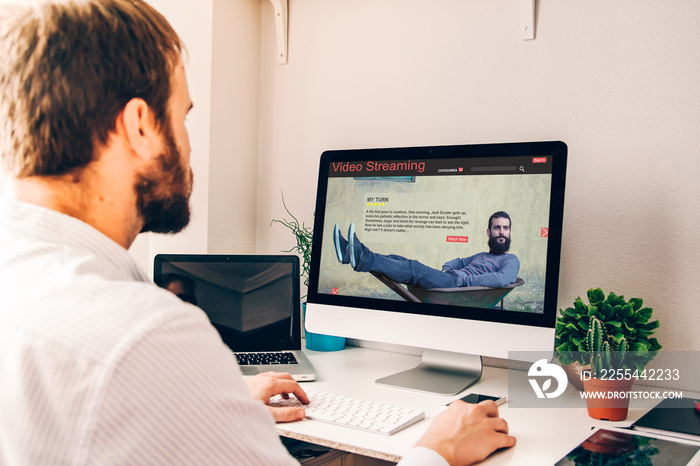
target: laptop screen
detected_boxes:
[153,254,301,352]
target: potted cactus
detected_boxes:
[581,316,636,421]
[587,316,628,379]
[555,288,662,391]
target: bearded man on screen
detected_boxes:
[334,211,520,290]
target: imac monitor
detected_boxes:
[305,141,567,395]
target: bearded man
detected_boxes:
[0,1,514,464]
[335,211,520,290]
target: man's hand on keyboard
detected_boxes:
[246,372,310,423]
[415,400,516,466]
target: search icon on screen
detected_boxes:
[519,166,525,172]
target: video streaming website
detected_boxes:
[317,155,554,315]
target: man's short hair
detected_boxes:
[488,211,511,229]
[0,0,183,178]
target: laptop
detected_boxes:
[153,254,317,381]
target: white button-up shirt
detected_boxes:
[0,196,446,466]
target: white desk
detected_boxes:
[276,346,693,465]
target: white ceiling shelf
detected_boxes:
[521,0,536,40]
[267,0,536,66]
[268,0,288,64]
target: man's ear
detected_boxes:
[486,228,492,238]
[119,97,161,161]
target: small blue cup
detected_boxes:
[302,303,346,352]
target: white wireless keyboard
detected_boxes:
[270,389,425,435]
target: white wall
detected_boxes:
[208,0,262,254]
[4,1,694,354]
[130,0,214,276]
[132,0,263,276]
[253,1,700,352]
[135,0,262,276]
[140,1,699,353]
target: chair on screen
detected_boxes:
[370,272,524,310]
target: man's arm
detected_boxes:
[464,255,520,288]
[442,255,475,272]
[404,400,516,466]
[88,309,299,465]
[246,372,309,422]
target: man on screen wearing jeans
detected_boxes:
[334,211,520,289]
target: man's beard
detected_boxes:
[488,236,510,255]
[135,121,193,234]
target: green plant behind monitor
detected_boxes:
[271,193,313,295]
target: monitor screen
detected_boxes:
[153,254,301,352]
[305,141,567,394]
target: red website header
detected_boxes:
[327,156,554,177]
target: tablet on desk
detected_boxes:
[632,397,700,442]
[554,427,700,466]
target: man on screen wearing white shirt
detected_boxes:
[0,1,515,464]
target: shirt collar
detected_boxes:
[0,195,150,283]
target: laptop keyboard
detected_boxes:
[235,351,298,366]
[270,389,425,435]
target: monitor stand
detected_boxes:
[375,349,482,395]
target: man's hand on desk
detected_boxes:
[415,400,516,466]
[246,372,310,423]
